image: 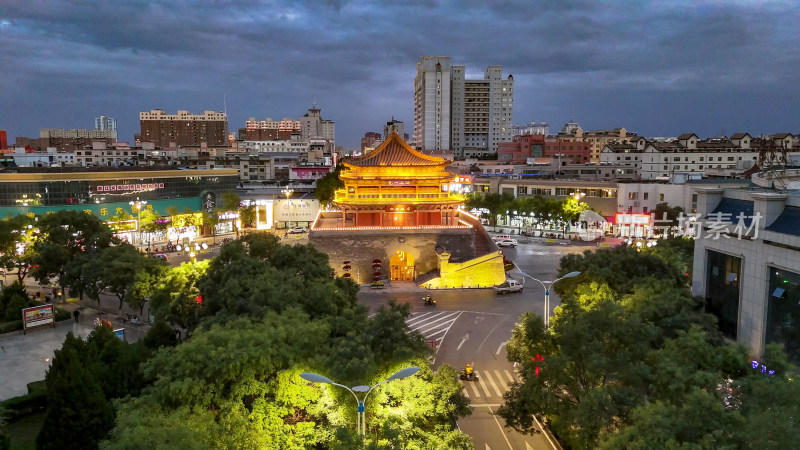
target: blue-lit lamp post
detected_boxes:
[526,271,581,330]
[299,367,420,436]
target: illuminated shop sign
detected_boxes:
[615,213,652,226]
[452,176,471,184]
[95,183,164,192]
[218,212,240,220]
[386,180,411,186]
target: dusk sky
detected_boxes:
[1,0,798,150]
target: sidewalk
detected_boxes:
[0,314,144,401]
[0,284,153,401]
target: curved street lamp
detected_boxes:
[299,367,420,436]
[513,270,581,330]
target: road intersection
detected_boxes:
[359,236,594,448]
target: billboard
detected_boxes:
[614,213,652,226]
[274,199,319,222]
[22,304,55,333]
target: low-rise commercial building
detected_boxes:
[691,182,800,362]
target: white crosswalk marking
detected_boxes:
[405,311,461,350]
[467,379,481,398]
[460,369,518,401]
[483,370,504,397]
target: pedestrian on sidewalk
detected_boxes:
[73,310,80,322]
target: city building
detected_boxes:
[244,117,302,141]
[139,109,228,148]
[361,132,382,153]
[691,176,800,362]
[511,122,550,137]
[95,115,117,131]
[472,176,619,217]
[0,129,7,151]
[0,167,239,244]
[300,107,335,142]
[414,56,514,158]
[38,128,117,152]
[556,122,637,162]
[599,133,798,180]
[414,56,451,153]
[383,118,407,141]
[311,133,506,288]
[543,138,591,164]
[450,64,514,158]
[498,134,546,164]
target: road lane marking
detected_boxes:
[496,340,507,355]
[483,370,504,397]
[467,380,481,398]
[477,373,492,398]
[406,311,447,326]
[457,333,470,351]
[424,328,448,338]
[476,316,508,354]
[487,404,515,450]
[532,414,558,449]
[412,314,461,333]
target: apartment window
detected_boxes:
[628,192,638,200]
[659,193,664,201]
[674,157,680,161]
[700,157,704,161]
[727,157,735,161]
[643,192,649,200]
[663,166,668,170]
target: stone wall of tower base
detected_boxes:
[309,229,473,284]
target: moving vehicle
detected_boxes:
[459,365,479,381]
[423,295,436,306]
[492,234,511,242]
[288,226,308,234]
[495,279,523,294]
[154,253,168,261]
[497,238,518,247]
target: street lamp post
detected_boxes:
[129,198,147,248]
[281,188,294,229]
[299,367,420,436]
[518,271,581,330]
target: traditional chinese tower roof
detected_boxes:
[345,132,446,168]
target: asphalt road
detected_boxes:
[358,236,595,449]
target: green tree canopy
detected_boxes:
[314,163,345,207]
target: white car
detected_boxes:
[288,226,308,234]
[497,238,518,248]
[492,235,511,242]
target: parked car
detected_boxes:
[154,253,168,261]
[497,238,518,248]
[288,226,308,234]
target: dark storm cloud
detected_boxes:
[0,0,797,148]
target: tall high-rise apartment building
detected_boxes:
[451,65,513,158]
[414,56,514,158]
[0,130,7,150]
[95,115,117,131]
[301,107,335,142]
[139,109,228,147]
[413,56,451,152]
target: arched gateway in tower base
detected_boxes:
[308,132,506,289]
